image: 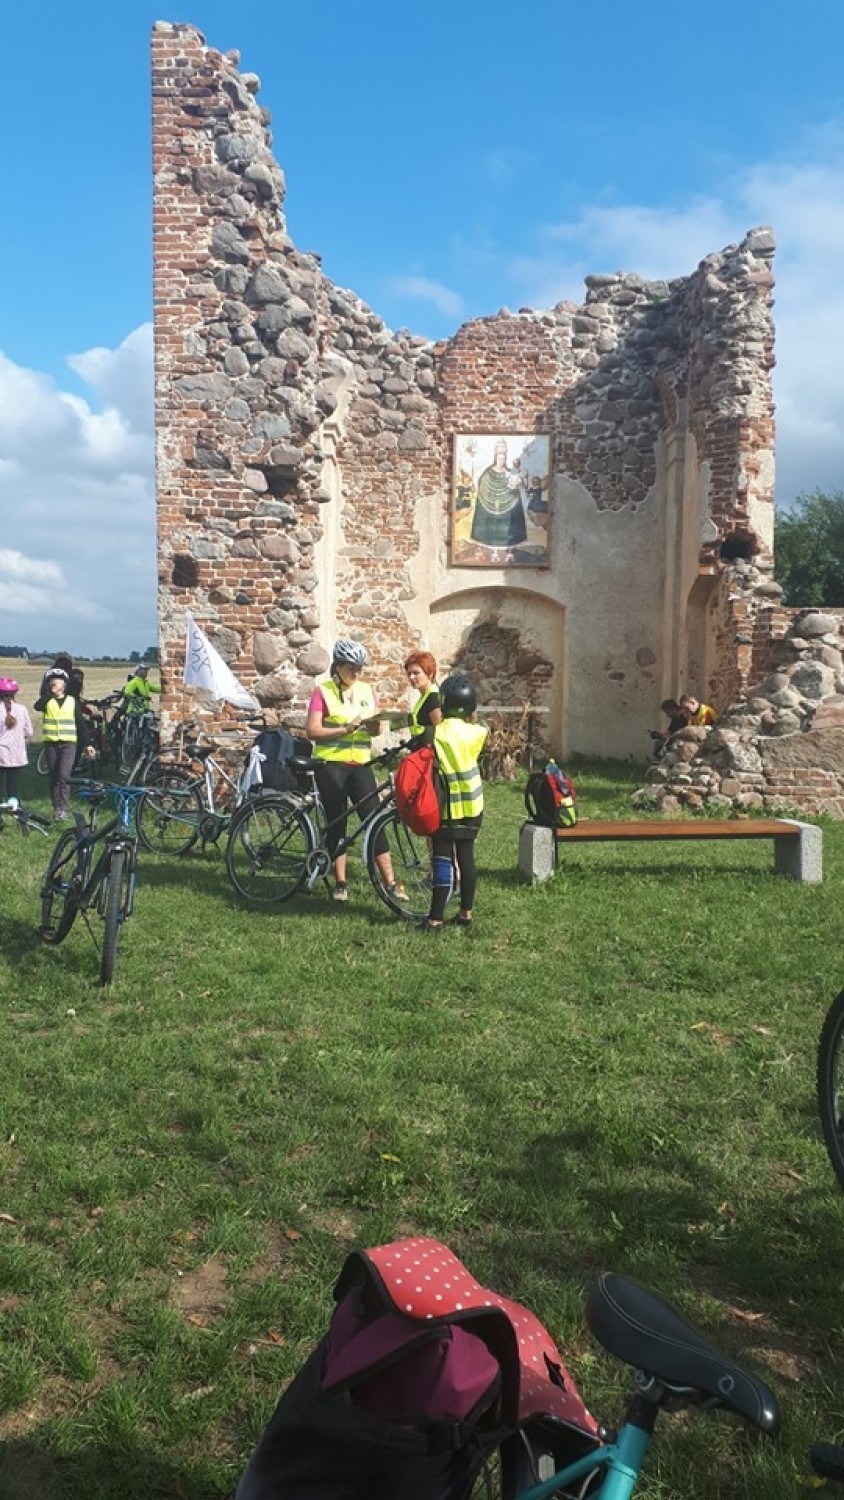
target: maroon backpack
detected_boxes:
[235,1236,599,1500]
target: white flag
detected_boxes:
[183,612,260,711]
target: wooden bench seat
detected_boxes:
[518,817,822,883]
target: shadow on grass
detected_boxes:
[482,1125,844,1357]
[0,1435,230,1500]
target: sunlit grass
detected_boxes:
[0,757,842,1497]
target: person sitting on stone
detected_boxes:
[649,698,688,758]
[679,692,718,728]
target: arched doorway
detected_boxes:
[429,586,567,754]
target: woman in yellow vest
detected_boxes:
[306,639,407,904]
[404,650,443,748]
[423,674,488,933]
[40,672,82,820]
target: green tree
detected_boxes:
[775,490,844,607]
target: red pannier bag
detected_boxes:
[235,1235,600,1500]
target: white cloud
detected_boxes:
[0,550,64,586]
[507,132,844,506]
[0,327,155,655]
[387,275,465,318]
[481,147,529,187]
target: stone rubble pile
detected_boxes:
[633,610,844,818]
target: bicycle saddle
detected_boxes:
[186,744,214,761]
[585,1274,779,1434]
[291,755,321,773]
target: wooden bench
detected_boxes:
[518,817,823,885]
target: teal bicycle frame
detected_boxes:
[518,1403,655,1500]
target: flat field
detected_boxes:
[1,660,159,733]
[0,752,842,1499]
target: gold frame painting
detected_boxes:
[451,432,551,568]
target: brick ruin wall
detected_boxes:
[152,22,790,772]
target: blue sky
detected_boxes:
[3,0,844,655]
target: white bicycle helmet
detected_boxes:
[332,638,369,668]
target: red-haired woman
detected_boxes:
[403,651,443,748]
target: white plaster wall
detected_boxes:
[409,461,671,759]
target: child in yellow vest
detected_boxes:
[422,675,487,933]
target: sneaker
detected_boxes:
[332,881,348,903]
[387,881,410,903]
[54,812,68,822]
[451,914,473,928]
[417,919,444,934]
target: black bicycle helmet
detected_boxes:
[440,674,477,718]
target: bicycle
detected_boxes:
[817,986,844,1188]
[472,1270,780,1500]
[119,708,159,775]
[136,722,266,855]
[225,742,447,921]
[0,800,52,838]
[40,781,147,986]
[123,714,200,789]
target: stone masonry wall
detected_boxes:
[636,610,844,818]
[152,23,779,765]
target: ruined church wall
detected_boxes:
[151,23,777,762]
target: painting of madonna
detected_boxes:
[451,432,551,568]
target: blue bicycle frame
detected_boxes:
[518,1412,653,1500]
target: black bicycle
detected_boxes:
[0,800,52,838]
[817,986,844,1188]
[225,742,445,921]
[40,781,147,986]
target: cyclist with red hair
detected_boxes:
[403,650,442,747]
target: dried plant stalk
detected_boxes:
[480,704,532,782]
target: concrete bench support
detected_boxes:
[773,820,823,884]
[518,822,556,883]
[518,817,823,885]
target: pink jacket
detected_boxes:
[0,703,33,767]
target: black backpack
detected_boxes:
[251,728,312,793]
[235,1236,598,1500]
[524,760,577,829]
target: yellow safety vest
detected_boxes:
[409,687,438,739]
[42,696,77,744]
[689,703,717,726]
[313,675,376,764]
[433,719,487,821]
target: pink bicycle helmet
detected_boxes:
[0,678,19,695]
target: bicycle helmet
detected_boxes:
[0,678,19,695]
[332,638,369,668]
[440,674,477,718]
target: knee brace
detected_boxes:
[433,854,453,890]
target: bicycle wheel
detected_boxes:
[226,796,315,903]
[36,747,49,776]
[818,988,844,1189]
[366,807,446,921]
[99,847,126,986]
[137,770,202,855]
[40,830,83,943]
[120,719,140,772]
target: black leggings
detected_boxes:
[314,761,388,858]
[430,833,477,920]
[0,766,21,800]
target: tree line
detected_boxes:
[775,490,844,608]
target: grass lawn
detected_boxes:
[1,751,843,1498]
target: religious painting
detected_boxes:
[451,433,551,568]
